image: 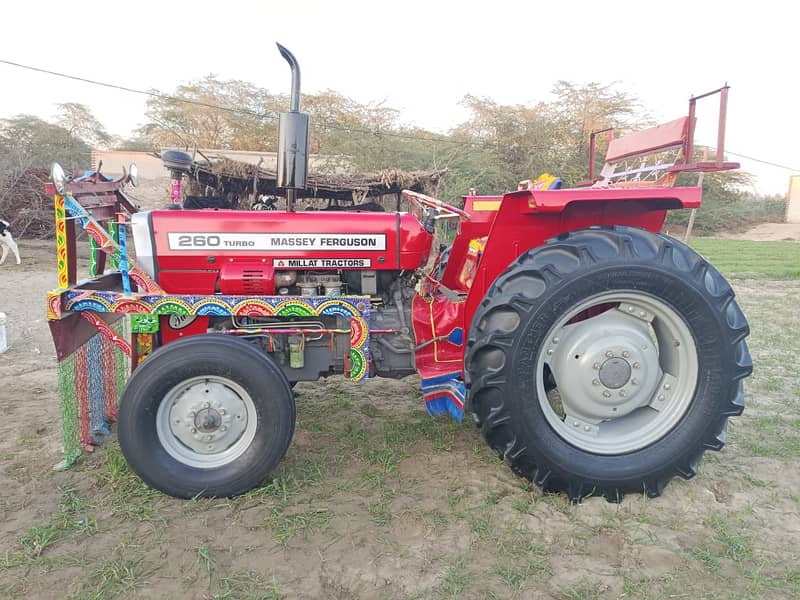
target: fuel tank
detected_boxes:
[133,209,433,294]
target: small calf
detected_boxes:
[0,219,21,265]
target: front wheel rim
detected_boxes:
[156,375,258,469]
[535,291,698,454]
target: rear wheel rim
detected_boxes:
[535,291,698,454]
[156,375,258,469]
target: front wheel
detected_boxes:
[118,334,295,498]
[465,226,752,502]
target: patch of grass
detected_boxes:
[691,511,756,579]
[440,558,468,598]
[368,498,392,526]
[734,415,800,459]
[69,547,151,599]
[708,513,754,563]
[196,543,214,576]
[265,508,333,545]
[493,526,550,591]
[416,508,449,533]
[690,239,800,280]
[560,580,603,600]
[19,523,60,559]
[213,571,284,600]
[96,444,163,522]
[6,484,97,566]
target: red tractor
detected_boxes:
[73,46,751,501]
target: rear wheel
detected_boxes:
[465,226,752,502]
[118,334,295,498]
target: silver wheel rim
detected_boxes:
[156,376,257,469]
[535,291,698,454]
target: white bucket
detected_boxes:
[0,312,7,353]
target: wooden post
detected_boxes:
[684,147,709,242]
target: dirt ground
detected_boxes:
[1,238,799,599]
[719,222,800,241]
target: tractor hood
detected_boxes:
[131,209,432,295]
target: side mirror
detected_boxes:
[50,162,67,194]
[129,163,139,187]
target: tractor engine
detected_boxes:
[130,208,433,380]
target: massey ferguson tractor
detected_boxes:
[49,45,751,502]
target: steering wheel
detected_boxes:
[402,190,471,220]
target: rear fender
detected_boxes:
[461,187,701,334]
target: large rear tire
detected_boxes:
[465,226,752,502]
[118,334,295,498]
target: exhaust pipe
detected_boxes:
[276,43,309,212]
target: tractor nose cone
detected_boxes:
[598,357,632,389]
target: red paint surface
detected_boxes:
[150,210,432,294]
[412,186,699,377]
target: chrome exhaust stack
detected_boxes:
[276,43,309,212]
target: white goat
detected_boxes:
[0,219,21,265]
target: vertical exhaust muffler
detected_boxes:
[276,43,309,212]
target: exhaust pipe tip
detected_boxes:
[276,42,301,112]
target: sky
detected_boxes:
[1,0,798,194]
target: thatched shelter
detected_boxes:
[172,151,446,210]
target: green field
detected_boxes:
[690,238,800,280]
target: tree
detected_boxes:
[56,103,112,149]
[0,114,91,173]
[139,76,281,150]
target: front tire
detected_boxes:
[465,226,752,502]
[118,334,295,498]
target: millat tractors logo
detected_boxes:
[167,232,386,251]
[272,258,372,268]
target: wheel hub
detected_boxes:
[159,378,253,459]
[598,357,632,389]
[546,308,661,424]
[195,408,222,433]
[537,293,699,454]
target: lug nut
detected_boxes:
[657,395,665,401]
[633,362,640,369]
[205,435,212,441]
[220,426,227,432]
[664,383,671,390]
[584,425,591,432]
[622,351,630,358]
[189,411,196,417]
[191,428,197,433]
[174,419,180,424]
[605,351,614,358]
[204,402,210,408]
[220,409,226,415]
[619,390,626,397]
[602,391,611,398]
[573,421,579,427]
[592,379,600,386]
[627,306,634,313]
[631,378,639,385]
[593,362,600,370]
[553,337,560,344]
[546,349,554,356]
[639,311,646,318]
[207,445,214,450]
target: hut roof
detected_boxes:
[174,152,446,202]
